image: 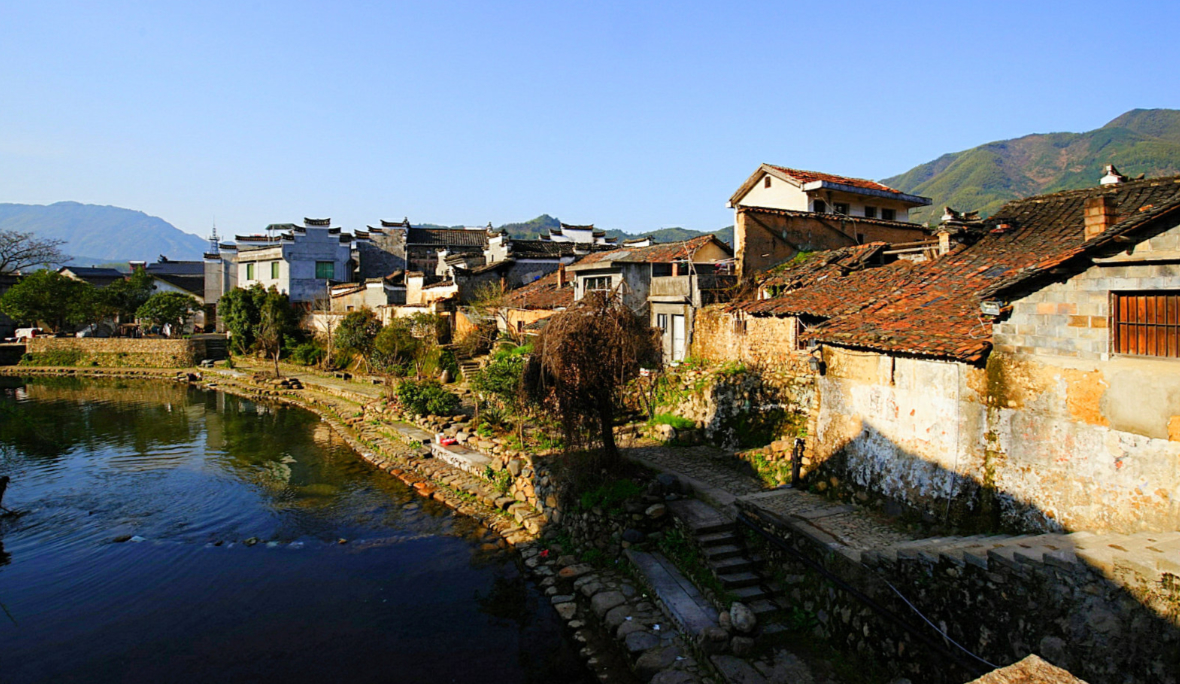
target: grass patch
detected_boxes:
[648,413,696,430]
[578,478,642,513]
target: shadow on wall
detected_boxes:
[731,423,1180,684]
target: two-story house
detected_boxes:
[565,235,733,362]
[232,218,356,304]
[728,164,932,278]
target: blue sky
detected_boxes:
[2,0,1178,238]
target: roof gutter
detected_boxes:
[801,180,932,206]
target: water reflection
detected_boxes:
[0,376,587,684]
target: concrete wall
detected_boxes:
[355,232,406,279]
[24,337,207,367]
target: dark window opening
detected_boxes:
[813,200,827,213]
[657,313,668,331]
[1113,291,1180,358]
[834,202,850,215]
[881,208,896,221]
[856,233,866,244]
[651,263,673,277]
[863,206,877,219]
[764,176,772,188]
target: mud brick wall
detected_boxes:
[25,338,206,368]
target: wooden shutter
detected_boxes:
[1113,292,1180,358]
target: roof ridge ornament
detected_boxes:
[1101,164,1127,186]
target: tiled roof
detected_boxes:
[406,227,490,248]
[735,244,918,319]
[62,266,123,277]
[737,205,929,230]
[572,235,728,266]
[766,165,907,196]
[151,273,204,297]
[510,240,577,259]
[145,260,204,276]
[808,175,1180,362]
[502,269,575,310]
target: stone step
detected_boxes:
[696,531,739,548]
[717,571,762,589]
[709,555,763,574]
[703,544,745,561]
[748,599,782,616]
[730,585,773,602]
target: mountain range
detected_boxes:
[0,201,210,266]
[7,108,1180,262]
[883,108,1180,225]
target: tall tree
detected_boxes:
[527,292,662,467]
[97,268,155,324]
[0,270,96,331]
[219,284,268,354]
[136,291,200,336]
[336,309,383,372]
[0,230,69,275]
[256,289,298,377]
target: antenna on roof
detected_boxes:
[208,218,219,253]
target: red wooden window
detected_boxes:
[1113,292,1180,358]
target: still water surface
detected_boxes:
[0,376,587,683]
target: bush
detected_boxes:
[396,380,461,417]
[648,413,696,430]
[578,478,642,512]
[20,348,84,366]
[288,341,324,366]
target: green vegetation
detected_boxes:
[20,348,84,366]
[657,526,734,604]
[0,270,96,331]
[884,108,1180,225]
[578,478,642,512]
[135,291,201,335]
[648,413,695,430]
[396,380,461,417]
[218,285,304,365]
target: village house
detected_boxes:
[565,235,733,362]
[405,225,491,274]
[728,164,933,278]
[539,222,618,246]
[700,168,1180,534]
[328,272,407,312]
[354,219,408,280]
[59,265,125,288]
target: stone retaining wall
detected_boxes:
[23,337,206,368]
[739,501,1180,684]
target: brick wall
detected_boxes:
[23,337,206,368]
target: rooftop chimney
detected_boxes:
[1084,195,1118,240]
[1100,164,1127,186]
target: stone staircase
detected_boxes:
[668,499,786,626]
[860,529,1180,580]
[197,334,229,361]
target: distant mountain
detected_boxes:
[0,202,208,264]
[883,108,1180,225]
[423,214,734,246]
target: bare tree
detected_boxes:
[526,291,662,468]
[0,230,70,275]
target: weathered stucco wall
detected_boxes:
[23,338,206,368]
[809,345,1180,533]
[692,306,805,368]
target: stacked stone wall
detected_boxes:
[23,338,205,368]
[740,501,1180,684]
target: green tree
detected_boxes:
[136,291,201,336]
[219,284,268,354]
[471,346,528,441]
[98,268,154,323]
[0,270,97,331]
[371,317,421,378]
[336,309,382,371]
[257,289,299,376]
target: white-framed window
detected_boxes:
[657,313,668,331]
[270,261,280,279]
[584,276,611,293]
[245,262,255,280]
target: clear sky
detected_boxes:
[2,0,1179,238]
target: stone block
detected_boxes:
[591,590,627,617]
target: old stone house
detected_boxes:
[728,164,933,278]
[496,264,577,337]
[329,272,407,312]
[703,171,1180,534]
[539,222,618,246]
[565,235,733,363]
[405,225,490,274]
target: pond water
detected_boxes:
[0,377,588,684]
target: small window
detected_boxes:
[733,317,747,335]
[881,208,896,221]
[834,202,850,215]
[584,276,611,293]
[863,206,877,219]
[813,200,827,213]
[764,176,772,188]
[794,319,808,351]
[315,261,335,280]
[657,314,668,331]
[1113,292,1180,358]
[856,233,866,244]
[516,321,525,333]
[271,261,280,279]
[245,262,255,280]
